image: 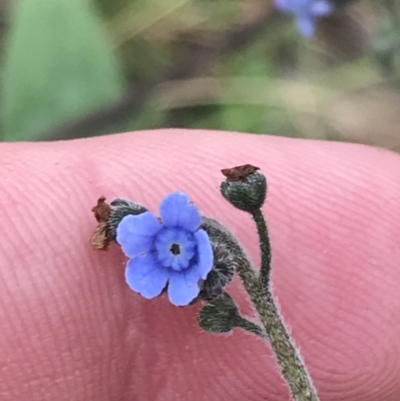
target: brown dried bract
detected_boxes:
[90,197,112,251]
[221,164,259,182]
[90,222,111,250]
[92,196,112,223]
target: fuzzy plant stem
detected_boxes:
[235,316,268,339]
[236,259,320,401]
[248,209,319,401]
[202,218,319,401]
[250,209,272,288]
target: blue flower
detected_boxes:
[116,192,214,306]
[275,0,333,37]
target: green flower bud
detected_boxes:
[198,217,236,301]
[220,164,267,212]
[198,291,266,338]
[198,293,240,333]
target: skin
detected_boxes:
[0,129,399,401]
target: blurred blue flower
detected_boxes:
[275,0,333,37]
[116,192,213,306]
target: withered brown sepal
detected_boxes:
[221,164,259,182]
[90,197,113,251]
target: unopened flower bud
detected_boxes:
[198,293,240,333]
[198,218,236,301]
[220,164,267,212]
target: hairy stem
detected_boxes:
[235,316,268,339]
[250,209,272,289]
[202,218,320,401]
[236,262,320,401]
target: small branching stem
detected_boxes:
[236,259,320,401]
[235,316,268,339]
[201,217,319,401]
[250,209,272,288]
[249,209,319,400]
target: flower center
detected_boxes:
[170,243,181,255]
[155,228,196,271]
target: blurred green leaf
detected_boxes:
[372,14,400,76]
[124,100,167,131]
[215,43,279,134]
[2,0,124,141]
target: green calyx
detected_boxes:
[220,168,267,212]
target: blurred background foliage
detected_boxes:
[0,0,399,149]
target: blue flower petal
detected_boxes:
[275,0,309,12]
[117,212,161,258]
[310,0,333,16]
[274,0,292,11]
[168,271,200,306]
[297,14,316,38]
[193,229,213,279]
[159,192,202,232]
[125,253,169,299]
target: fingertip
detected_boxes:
[1,130,400,400]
